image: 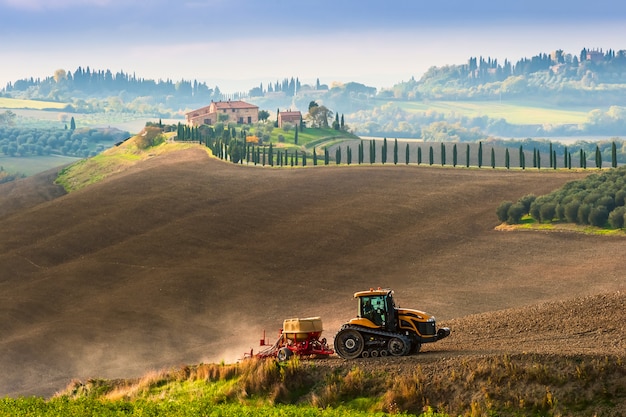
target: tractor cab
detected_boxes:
[349,288,397,331]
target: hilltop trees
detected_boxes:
[306,103,333,128]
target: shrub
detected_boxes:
[529,201,541,221]
[589,206,609,227]
[615,189,626,207]
[564,201,580,223]
[539,203,557,223]
[555,203,566,221]
[577,203,592,225]
[496,201,513,222]
[518,194,536,213]
[608,206,626,228]
[507,202,526,224]
[596,195,615,212]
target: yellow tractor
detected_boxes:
[334,288,450,359]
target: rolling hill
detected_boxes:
[0,145,624,408]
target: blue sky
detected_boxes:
[1,0,625,92]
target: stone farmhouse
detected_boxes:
[277,110,302,128]
[185,100,259,126]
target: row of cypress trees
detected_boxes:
[208,136,619,170]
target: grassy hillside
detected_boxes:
[55,129,209,192]
[0,155,78,176]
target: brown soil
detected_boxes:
[0,148,624,400]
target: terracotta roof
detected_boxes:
[185,100,258,117]
[213,100,258,110]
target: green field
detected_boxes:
[0,97,69,110]
[385,99,592,125]
[0,155,79,176]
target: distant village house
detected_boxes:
[186,100,259,126]
[277,110,302,128]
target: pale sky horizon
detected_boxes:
[1,0,625,93]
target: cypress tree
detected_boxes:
[579,149,584,168]
[394,139,398,165]
[429,146,434,166]
[324,147,329,165]
[505,148,510,169]
[563,146,568,168]
[612,141,617,168]
[491,147,495,169]
[533,148,537,168]
[478,142,483,168]
[519,145,524,169]
[371,140,376,164]
[382,138,387,164]
[347,147,352,165]
[441,143,446,166]
[262,146,266,166]
[596,145,602,169]
[418,147,422,165]
[302,151,307,167]
[269,143,274,166]
[553,150,557,170]
[453,144,457,167]
[537,150,541,169]
[295,149,299,166]
[313,147,318,165]
[568,152,572,169]
[466,143,470,168]
[341,114,345,130]
[359,140,364,164]
[70,116,76,130]
[405,143,410,165]
[294,128,298,145]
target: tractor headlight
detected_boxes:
[427,317,435,322]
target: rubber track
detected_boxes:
[340,324,412,354]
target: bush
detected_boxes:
[507,203,526,224]
[615,189,626,207]
[589,206,609,227]
[596,196,615,212]
[539,203,556,223]
[496,201,513,222]
[529,201,541,222]
[518,194,536,213]
[608,206,626,228]
[556,203,566,221]
[564,201,580,223]
[577,203,592,225]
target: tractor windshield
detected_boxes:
[359,295,387,327]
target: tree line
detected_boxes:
[0,126,129,158]
[175,120,623,172]
[390,47,626,104]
